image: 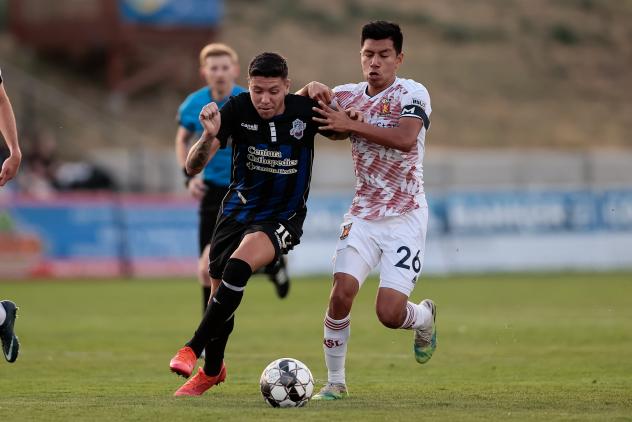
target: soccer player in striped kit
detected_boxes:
[297,21,437,400]
[168,52,351,396]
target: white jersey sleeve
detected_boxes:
[399,79,431,130]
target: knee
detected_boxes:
[222,258,253,289]
[375,305,404,329]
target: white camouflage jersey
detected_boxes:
[333,77,431,220]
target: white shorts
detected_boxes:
[332,205,428,297]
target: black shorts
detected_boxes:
[208,214,302,279]
[198,182,229,256]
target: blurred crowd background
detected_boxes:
[1,0,631,278]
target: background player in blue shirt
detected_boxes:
[175,44,290,318]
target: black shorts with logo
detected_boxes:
[208,214,302,279]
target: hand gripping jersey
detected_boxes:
[215,92,323,234]
[333,77,431,220]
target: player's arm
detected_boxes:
[313,101,424,152]
[295,81,333,104]
[0,82,21,187]
[175,126,194,169]
[185,103,222,176]
[297,82,362,140]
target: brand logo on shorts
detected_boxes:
[290,119,306,140]
[339,223,352,240]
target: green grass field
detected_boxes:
[1,272,631,421]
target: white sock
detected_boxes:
[0,302,6,326]
[323,312,350,385]
[400,301,432,330]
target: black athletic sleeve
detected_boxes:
[216,96,239,148]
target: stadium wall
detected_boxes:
[1,189,631,279]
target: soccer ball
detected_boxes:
[260,358,314,408]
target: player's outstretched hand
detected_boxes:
[313,100,354,133]
[0,154,21,187]
[307,82,334,104]
[199,102,221,138]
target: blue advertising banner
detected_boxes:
[1,189,631,278]
[118,0,223,27]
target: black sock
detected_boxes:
[203,315,235,375]
[186,258,252,356]
[202,286,212,314]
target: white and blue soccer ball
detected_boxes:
[260,358,314,408]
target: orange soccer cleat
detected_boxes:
[169,346,197,378]
[173,364,227,397]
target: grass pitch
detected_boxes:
[1,272,631,421]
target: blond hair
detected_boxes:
[199,43,239,66]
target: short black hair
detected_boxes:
[248,52,288,79]
[361,21,403,55]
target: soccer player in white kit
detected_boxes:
[297,21,436,400]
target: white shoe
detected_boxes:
[312,383,348,400]
[414,299,437,364]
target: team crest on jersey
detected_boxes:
[339,223,353,240]
[379,98,392,116]
[290,119,306,140]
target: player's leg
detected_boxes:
[198,188,222,313]
[198,244,213,313]
[314,218,378,400]
[198,196,221,360]
[0,300,20,363]
[376,207,436,364]
[197,230,276,377]
[171,225,278,396]
[170,216,243,378]
[172,277,231,397]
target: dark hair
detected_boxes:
[248,52,288,79]
[361,21,403,55]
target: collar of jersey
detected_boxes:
[363,77,399,99]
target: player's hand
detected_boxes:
[345,107,364,122]
[307,82,334,104]
[0,154,21,187]
[199,102,221,138]
[313,100,353,133]
[187,177,207,200]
